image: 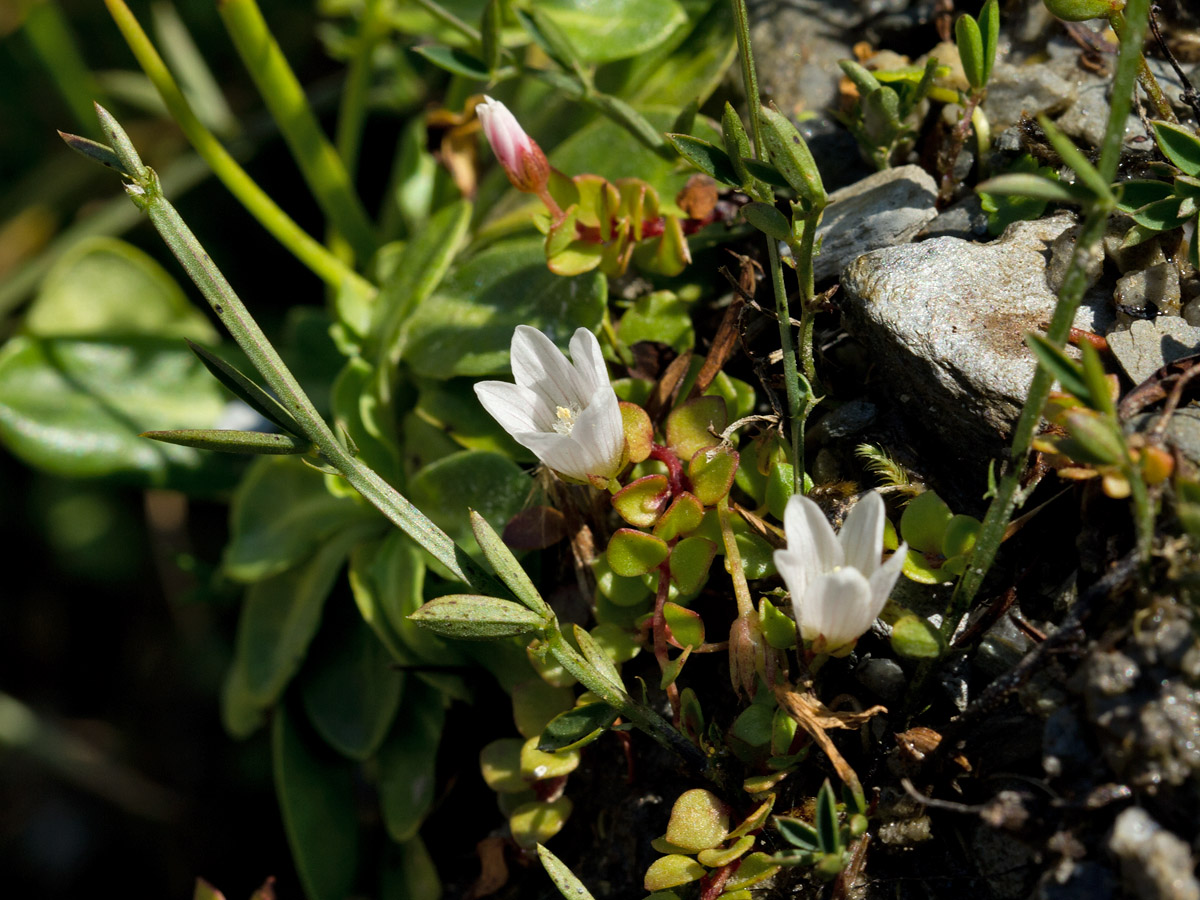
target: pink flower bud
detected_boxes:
[476,96,550,195]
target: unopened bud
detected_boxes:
[476,96,551,194]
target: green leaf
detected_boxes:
[185,341,303,436]
[380,837,441,900]
[757,105,827,208]
[643,855,706,891]
[617,291,695,354]
[607,529,670,577]
[142,428,310,455]
[409,595,548,640]
[300,612,404,761]
[668,536,716,595]
[815,779,841,854]
[663,601,705,648]
[774,816,821,852]
[573,623,627,692]
[1037,115,1114,206]
[955,12,986,90]
[534,0,686,63]
[538,843,597,900]
[24,236,217,342]
[513,678,576,739]
[978,0,1000,86]
[665,133,741,186]
[838,59,882,96]
[407,450,530,565]
[891,613,944,658]
[378,679,445,843]
[224,456,375,582]
[941,514,981,559]
[1126,195,1192,231]
[899,490,953,555]
[0,336,229,487]
[1026,332,1091,404]
[480,738,527,793]
[665,395,726,460]
[976,173,1091,205]
[723,852,781,890]
[741,201,792,241]
[398,238,606,378]
[273,705,359,900]
[59,132,128,176]
[613,474,672,528]
[412,45,512,80]
[653,492,705,542]
[722,101,758,191]
[688,446,738,506]
[1115,179,1175,212]
[470,510,551,617]
[666,788,729,852]
[1058,408,1127,466]
[759,598,797,650]
[1152,120,1200,177]
[223,527,367,731]
[375,199,472,360]
[538,702,620,753]
[509,797,573,850]
[331,358,399,480]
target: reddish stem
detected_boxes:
[652,560,680,720]
[649,443,686,496]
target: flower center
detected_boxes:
[553,404,581,435]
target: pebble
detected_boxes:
[1107,808,1200,900]
[1107,317,1200,386]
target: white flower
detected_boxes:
[774,491,906,654]
[475,325,625,484]
[476,96,550,194]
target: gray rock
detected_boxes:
[854,656,906,704]
[920,193,990,241]
[814,165,939,283]
[838,214,1106,459]
[1114,264,1182,317]
[1107,317,1200,386]
[985,62,1076,133]
[1107,808,1200,900]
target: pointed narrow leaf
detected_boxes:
[538,844,597,900]
[469,510,551,617]
[1026,332,1091,403]
[1152,120,1200,177]
[538,702,620,752]
[979,0,1000,85]
[1038,115,1113,206]
[1127,195,1190,231]
[815,780,840,854]
[412,45,507,80]
[58,131,128,175]
[410,595,548,639]
[666,133,740,186]
[740,157,791,188]
[186,340,302,435]
[976,173,1090,205]
[722,102,757,191]
[741,201,792,241]
[1115,179,1174,212]
[757,105,826,207]
[142,428,310,454]
[838,59,882,96]
[572,624,626,691]
[775,815,820,851]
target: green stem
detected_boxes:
[104,0,374,296]
[94,106,491,594]
[218,0,377,264]
[730,0,762,159]
[542,627,710,775]
[943,0,1152,641]
[333,0,382,178]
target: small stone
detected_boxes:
[839,214,1108,460]
[1102,221,1167,274]
[1107,808,1200,900]
[985,62,1076,133]
[921,194,989,241]
[806,398,877,443]
[1107,317,1200,386]
[1113,264,1182,317]
[854,656,906,704]
[814,165,939,283]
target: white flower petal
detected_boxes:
[509,325,587,409]
[798,568,874,650]
[839,491,885,576]
[867,542,907,620]
[475,381,551,436]
[568,327,611,396]
[777,494,843,602]
[569,391,625,477]
[520,430,593,482]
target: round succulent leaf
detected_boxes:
[621,401,654,464]
[890,614,944,659]
[509,796,573,851]
[663,601,705,648]
[653,492,705,542]
[535,0,686,64]
[512,678,576,739]
[941,553,970,576]
[694,510,776,579]
[899,491,954,555]
[618,291,695,354]
[902,548,947,585]
[593,556,655,607]
[520,736,581,782]
[497,787,539,818]
[613,474,672,528]
[538,702,620,753]
[723,852,781,891]
[650,835,693,854]
[707,371,756,421]
[607,528,670,577]
[766,460,797,521]
[730,702,775,748]
[697,834,755,868]
[941,514,981,558]
[643,855,707,891]
[480,738,527,793]
[669,536,717,595]
[759,599,797,650]
[665,788,730,852]
[728,796,776,840]
[688,446,738,508]
[665,395,727,461]
[771,706,799,757]
[409,595,547,640]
